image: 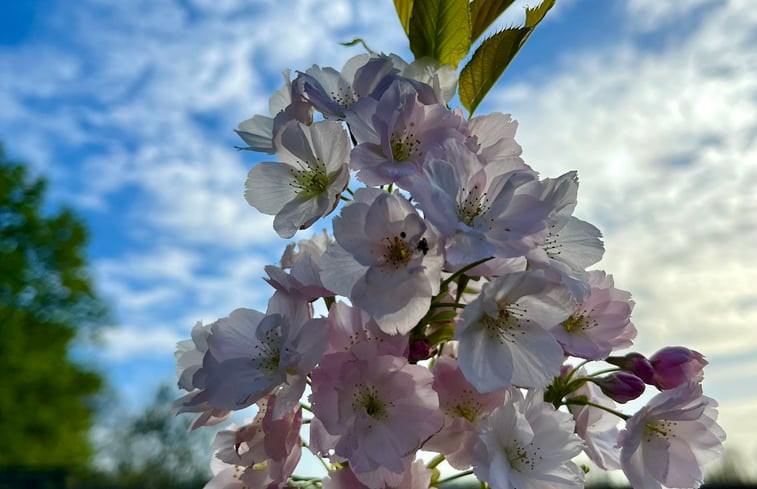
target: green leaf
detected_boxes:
[525,0,556,27]
[458,0,555,115]
[469,0,517,42]
[409,0,471,68]
[458,27,527,115]
[393,0,414,36]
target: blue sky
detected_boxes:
[2,0,756,478]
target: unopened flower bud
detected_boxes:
[594,372,645,403]
[649,346,707,390]
[605,353,654,384]
[408,340,431,363]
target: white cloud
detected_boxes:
[101,325,183,360]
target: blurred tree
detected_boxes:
[0,143,107,468]
[81,385,212,489]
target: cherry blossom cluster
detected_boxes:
[174,53,725,489]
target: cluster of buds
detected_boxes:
[173,49,724,489]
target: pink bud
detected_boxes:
[408,340,431,363]
[605,353,654,384]
[650,346,707,390]
[594,372,646,403]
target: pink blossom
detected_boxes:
[467,112,528,171]
[526,173,604,302]
[650,346,708,390]
[179,301,327,418]
[455,271,572,391]
[236,69,312,154]
[320,188,444,334]
[410,143,551,272]
[323,459,432,489]
[294,55,397,120]
[265,231,335,301]
[566,369,622,470]
[324,301,408,358]
[346,79,470,188]
[551,271,636,359]
[309,348,443,481]
[473,389,584,489]
[618,382,725,489]
[424,356,506,469]
[245,120,350,238]
[207,396,302,489]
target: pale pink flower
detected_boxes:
[473,389,584,489]
[179,302,327,418]
[650,346,708,390]
[320,188,444,334]
[467,112,528,171]
[206,397,302,489]
[393,55,458,102]
[176,320,212,392]
[325,301,408,357]
[455,271,572,391]
[236,69,312,154]
[245,120,350,238]
[566,369,622,470]
[294,55,397,120]
[265,231,335,301]
[618,382,725,489]
[346,79,470,188]
[323,459,432,489]
[551,270,636,360]
[424,356,506,469]
[174,320,231,429]
[409,141,548,272]
[526,172,604,301]
[309,349,443,478]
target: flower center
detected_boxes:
[481,304,530,344]
[564,309,597,332]
[505,439,539,473]
[383,232,413,267]
[644,420,678,442]
[290,159,329,197]
[353,385,388,420]
[457,185,489,226]
[329,86,358,110]
[390,130,421,162]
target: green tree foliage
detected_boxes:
[79,385,212,489]
[0,143,106,468]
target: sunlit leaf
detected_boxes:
[525,0,556,27]
[409,0,470,67]
[393,0,414,36]
[469,0,517,42]
[459,0,555,115]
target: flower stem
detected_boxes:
[440,257,493,291]
[564,399,630,420]
[435,470,474,486]
[426,454,445,469]
[429,302,466,309]
[301,440,332,472]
